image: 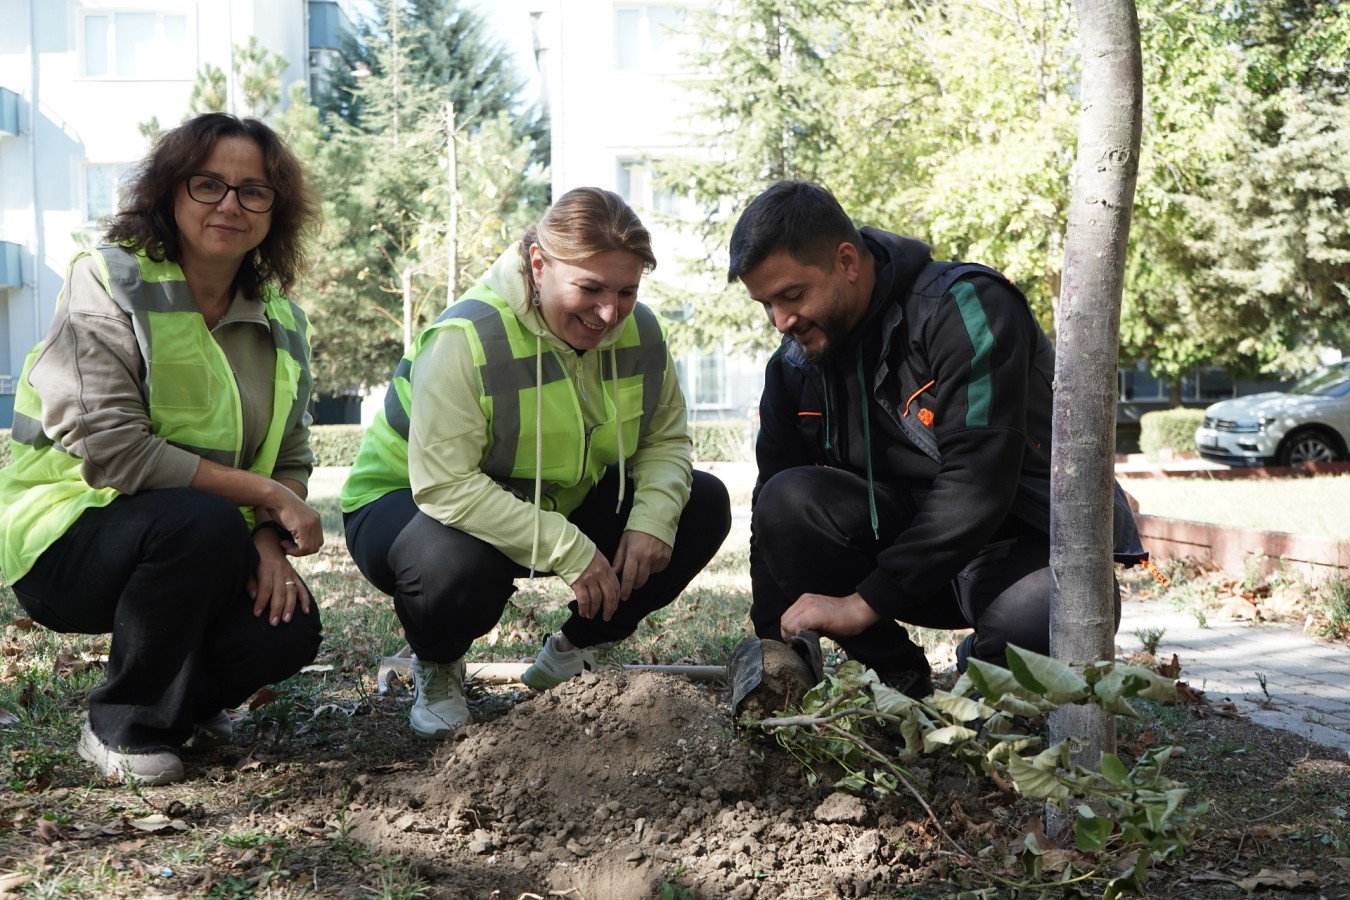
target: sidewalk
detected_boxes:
[1118,598,1350,758]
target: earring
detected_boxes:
[531,289,541,308]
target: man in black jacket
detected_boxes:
[730,180,1144,697]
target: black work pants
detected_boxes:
[343,468,732,663]
[13,488,323,752]
[751,467,1115,673]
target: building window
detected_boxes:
[694,354,725,407]
[617,158,687,217]
[676,353,728,409]
[614,5,687,72]
[83,163,134,224]
[82,11,191,79]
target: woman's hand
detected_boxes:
[612,530,672,602]
[570,549,622,621]
[249,531,312,625]
[263,491,323,556]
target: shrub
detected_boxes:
[309,424,366,467]
[1139,408,1206,459]
[0,423,752,470]
[691,420,749,462]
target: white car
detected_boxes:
[1194,359,1350,467]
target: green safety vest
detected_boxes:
[0,246,313,582]
[340,283,667,516]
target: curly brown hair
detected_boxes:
[103,112,319,298]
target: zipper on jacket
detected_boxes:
[574,355,588,404]
[821,370,834,458]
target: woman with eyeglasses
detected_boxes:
[0,112,323,784]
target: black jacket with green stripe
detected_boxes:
[752,227,1146,620]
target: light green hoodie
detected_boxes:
[342,247,692,583]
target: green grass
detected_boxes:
[1118,473,1350,539]
[0,463,1347,895]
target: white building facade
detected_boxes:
[529,0,763,424]
[0,0,353,426]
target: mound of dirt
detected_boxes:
[347,670,956,899]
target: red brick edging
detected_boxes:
[1136,515,1349,583]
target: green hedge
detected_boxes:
[691,419,751,462]
[309,424,366,467]
[1139,408,1206,459]
[314,420,754,466]
[0,422,753,470]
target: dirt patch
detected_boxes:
[347,670,940,899]
[3,658,1350,898]
[4,566,1350,898]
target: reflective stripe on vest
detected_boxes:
[0,246,311,582]
[347,283,667,513]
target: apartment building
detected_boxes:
[529,0,764,424]
[0,0,353,426]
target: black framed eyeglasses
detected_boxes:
[185,174,277,213]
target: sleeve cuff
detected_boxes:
[857,568,902,619]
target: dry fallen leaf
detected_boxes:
[1235,868,1319,892]
[1219,597,1261,621]
[0,872,33,893]
[1173,681,1207,705]
[128,814,187,834]
[247,687,283,711]
[34,819,60,845]
[1157,653,1183,679]
[15,682,36,712]
[0,706,18,727]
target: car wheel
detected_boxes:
[1276,428,1343,466]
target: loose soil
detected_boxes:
[3,586,1350,897]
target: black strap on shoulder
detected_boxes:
[909,260,1009,301]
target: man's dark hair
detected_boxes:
[104,112,319,298]
[726,180,865,283]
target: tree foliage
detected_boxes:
[290,0,549,394]
[667,0,1350,388]
[657,0,855,354]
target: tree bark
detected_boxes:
[1049,0,1143,800]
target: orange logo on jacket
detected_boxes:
[917,408,934,427]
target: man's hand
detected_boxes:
[780,591,880,642]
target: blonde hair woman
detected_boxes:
[341,187,731,739]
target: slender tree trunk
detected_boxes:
[1049,0,1143,809]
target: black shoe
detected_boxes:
[875,666,933,699]
[956,633,976,672]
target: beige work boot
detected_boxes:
[409,655,471,739]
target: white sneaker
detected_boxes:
[78,722,185,785]
[521,634,620,691]
[409,655,471,739]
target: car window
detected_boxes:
[1290,360,1350,397]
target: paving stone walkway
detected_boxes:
[1119,598,1350,757]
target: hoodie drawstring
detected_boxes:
[611,346,626,512]
[530,332,543,576]
[856,348,879,540]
